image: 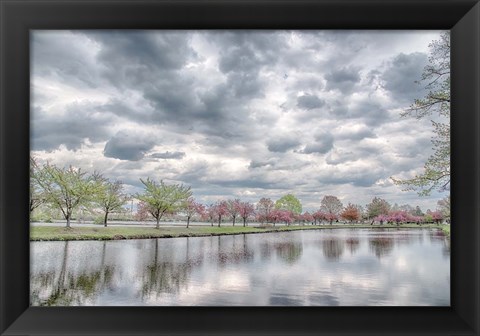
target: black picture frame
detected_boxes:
[1,0,479,335]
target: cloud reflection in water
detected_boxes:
[30,229,450,306]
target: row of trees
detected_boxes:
[31,158,450,229]
[31,158,194,228]
[251,195,448,226]
[31,158,130,227]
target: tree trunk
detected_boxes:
[156,216,160,229]
[187,216,190,228]
[233,216,236,226]
[218,215,221,227]
[104,211,109,227]
[66,214,71,228]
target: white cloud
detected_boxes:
[31,30,448,212]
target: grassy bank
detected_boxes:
[440,224,450,236]
[30,223,448,241]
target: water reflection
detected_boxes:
[140,239,198,298]
[369,238,394,259]
[274,242,303,264]
[322,238,345,261]
[260,242,273,261]
[31,229,450,306]
[216,235,254,265]
[31,241,114,306]
[442,238,451,256]
[345,238,360,255]
[425,230,450,257]
[392,232,415,246]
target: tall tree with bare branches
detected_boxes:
[392,32,450,195]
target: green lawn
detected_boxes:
[440,224,450,236]
[30,223,449,241]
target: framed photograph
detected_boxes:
[1,0,479,335]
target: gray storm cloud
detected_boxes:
[30,30,446,210]
[103,130,156,161]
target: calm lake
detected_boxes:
[30,228,450,306]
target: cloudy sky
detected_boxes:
[30,30,448,212]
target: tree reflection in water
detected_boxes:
[369,238,394,259]
[345,238,360,255]
[442,238,450,256]
[426,230,450,257]
[140,235,255,299]
[428,230,447,241]
[392,232,415,247]
[141,238,203,298]
[274,242,303,264]
[216,234,254,266]
[260,241,273,261]
[322,238,345,261]
[30,229,450,306]
[31,241,114,306]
